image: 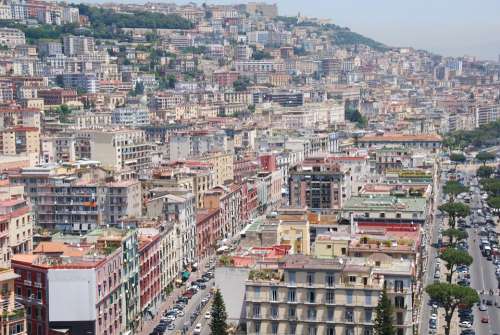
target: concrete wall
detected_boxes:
[48,268,96,322]
[214,267,249,324]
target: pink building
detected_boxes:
[139,234,161,315]
[196,208,221,259]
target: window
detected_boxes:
[379,213,385,218]
[327,307,335,321]
[394,280,404,293]
[308,325,317,335]
[364,327,373,335]
[341,248,347,255]
[288,306,296,318]
[365,309,373,322]
[397,329,404,335]
[254,321,261,334]
[395,296,405,309]
[396,312,403,325]
[271,322,278,334]
[326,290,335,304]
[288,289,296,302]
[326,273,335,287]
[345,308,354,322]
[270,304,278,319]
[396,213,401,219]
[288,271,296,285]
[327,326,336,335]
[254,286,260,298]
[252,303,260,318]
[289,323,296,335]
[346,290,353,304]
[307,307,317,320]
[307,290,315,303]
[365,292,372,305]
[307,272,315,286]
[349,276,356,283]
[270,287,278,302]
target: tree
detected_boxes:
[134,82,144,95]
[210,289,228,335]
[480,178,500,196]
[449,153,466,165]
[487,196,500,211]
[233,77,250,92]
[425,283,479,335]
[442,228,468,247]
[439,248,473,283]
[442,181,468,200]
[477,165,494,179]
[55,104,71,123]
[345,107,367,128]
[475,151,495,165]
[373,288,395,335]
[438,202,470,228]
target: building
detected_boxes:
[62,35,95,56]
[196,208,221,260]
[243,254,413,335]
[0,126,40,165]
[0,28,25,47]
[198,151,234,186]
[9,163,142,231]
[0,269,27,335]
[79,129,153,174]
[358,134,442,152]
[288,158,351,212]
[111,107,150,127]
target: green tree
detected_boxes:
[373,288,395,335]
[480,178,500,196]
[233,77,250,92]
[487,196,500,210]
[439,248,473,283]
[449,153,466,165]
[55,104,71,123]
[475,151,495,165]
[442,228,468,247]
[134,82,145,95]
[442,181,468,200]
[477,165,494,179]
[345,107,367,128]
[425,283,479,335]
[210,289,228,335]
[438,202,470,228]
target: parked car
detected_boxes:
[193,323,202,334]
[205,311,211,319]
[459,321,472,328]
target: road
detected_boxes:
[465,171,500,335]
[419,161,444,334]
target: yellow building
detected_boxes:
[199,151,234,186]
[275,208,311,255]
[0,127,40,165]
[0,269,27,335]
[314,233,349,258]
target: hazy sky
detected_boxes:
[87,0,500,60]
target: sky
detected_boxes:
[86,0,500,60]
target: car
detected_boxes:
[176,310,185,317]
[479,304,487,311]
[459,321,472,328]
[461,330,476,335]
[165,315,176,321]
[167,323,175,330]
[434,271,441,279]
[481,316,489,323]
[205,311,211,319]
[430,313,437,320]
[193,323,202,334]
[199,283,207,289]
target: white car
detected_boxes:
[205,311,211,319]
[459,321,472,328]
[430,313,437,320]
[193,323,202,334]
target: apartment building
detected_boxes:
[288,159,351,212]
[111,107,150,127]
[9,163,142,231]
[79,129,153,174]
[0,126,40,165]
[0,28,25,47]
[358,134,442,153]
[198,151,234,186]
[0,269,27,335]
[0,197,33,267]
[62,35,95,56]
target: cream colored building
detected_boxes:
[199,151,234,186]
[244,254,415,335]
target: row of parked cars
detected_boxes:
[151,270,215,334]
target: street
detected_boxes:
[466,173,500,335]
